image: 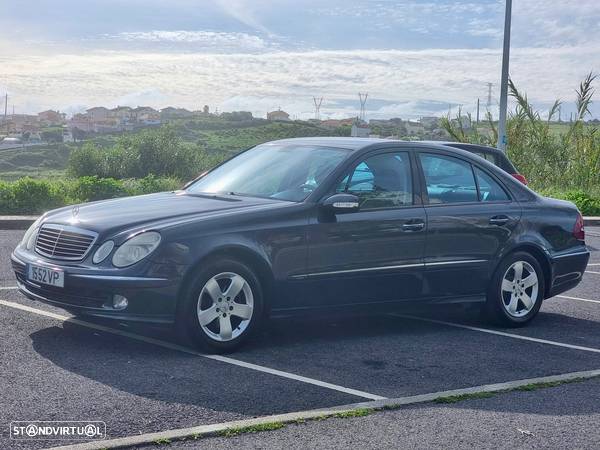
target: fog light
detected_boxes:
[112,295,128,310]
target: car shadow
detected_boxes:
[28,305,600,417]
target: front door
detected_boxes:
[302,150,426,307]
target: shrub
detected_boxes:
[1,177,67,214]
[71,176,128,202]
[0,176,186,214]
[67,127,205,180]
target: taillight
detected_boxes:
[511,173,528,185]
[573,213,585,241]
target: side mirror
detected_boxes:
[321,193,360,214]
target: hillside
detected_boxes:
[0,118,349,180]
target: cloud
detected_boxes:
[103,30,273,53]
[2,45,598,119]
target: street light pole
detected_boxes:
[497,0,512,152]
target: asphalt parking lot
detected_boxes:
[1,228,599,449]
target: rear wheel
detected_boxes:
[177,258,264,353]
[484,251,544,327]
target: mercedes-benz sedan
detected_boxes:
[12,138,590,352]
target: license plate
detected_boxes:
[27,264,64,288]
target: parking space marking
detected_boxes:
[0,299,386,401]
[390,313,600,354]
[588,263,600,266]
[585,270,600,275]
[557,294,600,304]
[0,286,17,290]
[53,368,600,450]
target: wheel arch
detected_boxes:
[499,243,552,298]
[177,244,275,315]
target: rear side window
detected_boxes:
[474,167,510,201]
[419,153,477,204]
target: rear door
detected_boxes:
[417,151,522,299]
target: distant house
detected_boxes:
[4,114,39,133]
[38,110,66,126]
[132,106,160,125]
[351,122,371,138]
[110,106,133,122]
[267,109,290,121]
[68,113,93,133]
[86,107,110,122]
[160,107,194,120]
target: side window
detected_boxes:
[339,152,413,209]
[475,167,510,202]
[419,153,477,204]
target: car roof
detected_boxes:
[419,140,504,154]
[266,137,457,152]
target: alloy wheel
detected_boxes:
[500,261,539,318]
[196,272,254,342]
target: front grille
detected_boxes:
[35,224,97,261]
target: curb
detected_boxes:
[1,216,599,230]
[52,369,600,450]
[0,216,38,229]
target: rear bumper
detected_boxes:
[11,251,183,324]
[547,248,590,298]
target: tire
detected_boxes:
[176,258,264,353]
[484,251,545,327]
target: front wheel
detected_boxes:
[177,258,264,353]
[484,251,545,327]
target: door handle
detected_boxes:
[489,215,510,225]
[402,221,425,232]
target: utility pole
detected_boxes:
[497,0,512,152]
[312,97,323,121]
[358,93,368,122]
[476,98,480,123]
[3,93,7,135]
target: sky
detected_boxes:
[1,0,599,120]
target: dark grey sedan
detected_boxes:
[12,138,590,352]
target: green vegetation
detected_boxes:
[218,422,286,437]
[0,175,180,214]
[441,72,600,214]
[433,391,496,404]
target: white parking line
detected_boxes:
[390,313,600,354]
[0,286,18,290]
[54,368,600,450]
[0,299,386,401]
[585,270,600,275]
[587,263,600,266]
[558,295,600,304]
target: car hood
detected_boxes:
[41,191,284,235]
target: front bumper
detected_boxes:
[547,248,590,297]
[11,249,185,324]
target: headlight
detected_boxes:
[112,232,161,268]
[21,218,42,251]
[92,240,115,264]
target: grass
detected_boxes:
[433,391,496,404]
[218,422,286,437]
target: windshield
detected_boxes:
[187,144,350,202]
